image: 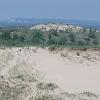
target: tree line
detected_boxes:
[0,27,100,47]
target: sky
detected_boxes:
[0,0,100,20]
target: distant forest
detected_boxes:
[0,27,100,48]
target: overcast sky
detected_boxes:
[0,0,100,20]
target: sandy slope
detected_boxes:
[0,47,100,100]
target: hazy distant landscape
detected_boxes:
[0,18,100,28]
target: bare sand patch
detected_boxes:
[0,47,100,99]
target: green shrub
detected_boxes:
[32,31,45,44]
[0,32,11,41]
[68,32,76,43]
[88,28,96,39]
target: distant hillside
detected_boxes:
[0,18,100,28]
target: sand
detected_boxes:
[0,47,100,95]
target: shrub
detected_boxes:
[18,35,25,42]
[68,32,76,43]
[0,32,11,41]
[32,31,45,44]
[77,39,86,46]
[48,45,57,51]
[12,34,18,40]
[88,28,96,39]
[93,39,98,45]
[58,37,66,45]
[47,39,56,45]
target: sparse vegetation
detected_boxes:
[0,43,100,100]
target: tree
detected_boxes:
[18,35,25,42]
[93,39,98,45]
[68,32,76,44]
[84,37,90,45]
[32,31,45,44]
[88,28,96,39]
[77,40,85,46]
[59,37,66,45]
[1,32,11,41]
[47,39,56,45]
[12,34,18,40]
[48,34,52,40]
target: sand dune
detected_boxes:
[0,47,100,100]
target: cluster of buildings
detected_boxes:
[30,24,83,32]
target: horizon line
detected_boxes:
[0,17,100,22]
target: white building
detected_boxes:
[30,24,83,32]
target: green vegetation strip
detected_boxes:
[0,27,100,48]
